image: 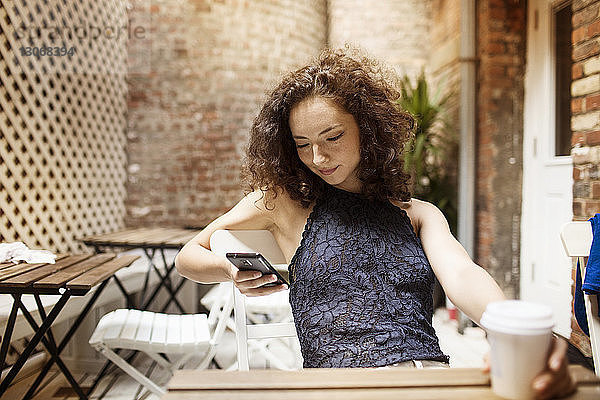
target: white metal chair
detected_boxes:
[560,221,599,375]
[209,229,302,370]
[88,285,233,396]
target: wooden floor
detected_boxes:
[21,308,488,400]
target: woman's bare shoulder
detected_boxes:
[390,198,442,234]
[391,198,439,213]
[246,187,308,223]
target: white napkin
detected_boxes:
[0,242,57,264]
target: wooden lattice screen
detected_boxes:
[0,1,128,253]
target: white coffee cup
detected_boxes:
[480,300,554,400]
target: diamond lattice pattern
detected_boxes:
[0,1,128,252]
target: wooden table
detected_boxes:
[162,366,600,399]
[81,227,200,313]
[0,253,139,400]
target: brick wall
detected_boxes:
[572,0,600,218]
[125,0,327,228]
[327,0,431,80]
[476,0,527,298]
[570,0,600,357]
[429,0,461,233]
[430,0,461,121]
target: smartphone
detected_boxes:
[226,252,289,287]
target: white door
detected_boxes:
[521,0,573,338]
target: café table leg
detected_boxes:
[86,349,137,397]
[140,248,186,313]
[0,297,20,372]
[12,294,87,400]
[112,275,135,309]
[138,248,156,307]
[23,280,110,400]
[157,248,187,313]
[0,293,70,396]
[33,294,57,351]
[159,277,187,313]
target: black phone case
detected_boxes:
[226,252,289,286]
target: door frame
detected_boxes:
[521,0,573,337]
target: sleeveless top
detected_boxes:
[288,185,449,368]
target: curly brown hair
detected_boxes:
[241,46,414,208]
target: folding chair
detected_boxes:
[209,229,302,370]
[560,221,599,375]
[88,284,233,396]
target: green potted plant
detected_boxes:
[397,70,458,234]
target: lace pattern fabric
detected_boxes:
[289,185,449,368]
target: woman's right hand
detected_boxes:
[230,266,288,297]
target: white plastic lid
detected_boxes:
[480,300,554,335]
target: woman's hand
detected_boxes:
[530,337,576,399]
[231,266,288,297]
[482,336,576,399]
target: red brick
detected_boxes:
[573,62,584,80]
[593,181,600,198]
[572,97,584,114]
[573,166,582,180]
[484,54,521,65]
[487,42,506,54]
[572,131,586,146]
[587,93,600,110]
[506,66,520,78]
[587,130,600,145]
[589,19,600,37]
[486,65,506,77]
[489,6,507,20]
[573,200,584,217]
[584,200,600,215]
[573,26,587,44]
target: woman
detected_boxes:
[176,47,574,398]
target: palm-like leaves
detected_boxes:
[398,71,458,233]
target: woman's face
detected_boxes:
[289,96,362,193]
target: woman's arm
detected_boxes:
[408,201,575,398]
[175,190,277,286]
[408,200,506,324]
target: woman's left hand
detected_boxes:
[483,336,576,399]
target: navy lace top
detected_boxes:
[288,185,449,368]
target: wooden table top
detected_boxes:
[0,254,139,295]
[80,227,199,249]
[162,366,600,400]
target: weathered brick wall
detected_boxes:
[569,0,600,357]
[476,0,527,298]
[327,0,431,81]
[430,0,461,121]
[125,0,327,228]
[429,0,461,233]
[572,0,600,218]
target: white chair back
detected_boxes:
[210,229,300,371]
[560,221,599,375]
